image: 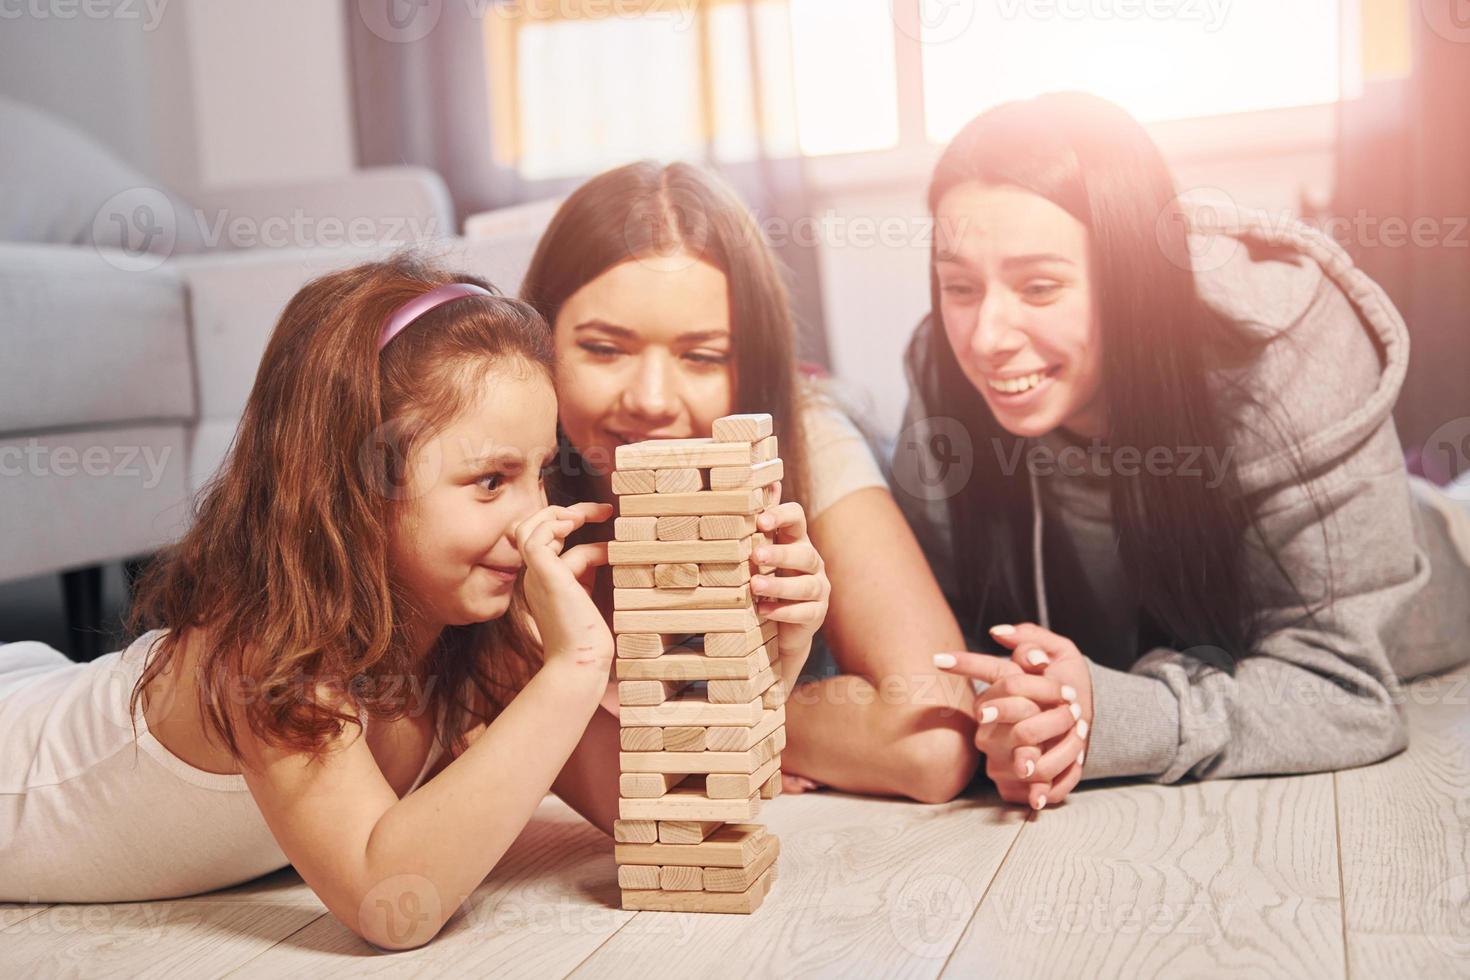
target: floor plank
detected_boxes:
[222,796,635,979]
[569,787,1027,980]
[944,773,1346,980]
[1336,663,1470,977]
[0,866,327,979]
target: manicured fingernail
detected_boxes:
[990,624,1016,636]
[1077,749,1086,767]
[1034,795,1047,810]
[1023,760,1035,778]
[979,705,997,724]
[1076,720,1089,739]
[932,653,957,669]
[1069,702,1081,720]
[1026,649,1048,666]
[1061,685,1077,702]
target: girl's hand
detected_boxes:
[781,772,823,794]
[987,623,1094,808]
[515,502,614,673]
[751,481,829,690]
[933,651,1075,808]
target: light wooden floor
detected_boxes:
[5,663,1468,979]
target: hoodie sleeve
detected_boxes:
[1081,411,1425,784]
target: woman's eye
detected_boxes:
[579,341,621,358]
[684,350,730,366]
[475,473,506,494]
[1023,281,1062,299]
[940,282,978,299]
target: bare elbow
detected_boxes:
[350,878,450,952]
[898,728,980,804]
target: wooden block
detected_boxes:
[655,468,703,494]
[621,727,782,774]
[655,515,701,541]
[762,681,786,708]
[619,786,761,822]
[608,537,752,566]
[617,633,675,659]
[620,727,665,751]
[707,753,782,798]
[706,706,784,752]
[614,439,753,470]
[617,824,766,867]
[711,414,773,443]
[618,693,763,728]
[660,865,704,891]
[613,565,656,588]
[654,563,698,588]
[613,585,751,611]
[698,561,752,587]
[704,621,776,658]
[753,436,777,462]
[620,771,687,798]
[614,516,658,541]
[661,726,708,751]
[611,469,656,495]
[709,458,784,491]
[657,820,722,844]
[616,646,769,681]
[703,834,780,893]
[759,768,781,799]
[620,863,775,913]
[708,666,777,704]
[617,488,764,518]
[614,606,760,635]
[618,864,662,890]
[699,514,757,539]
[614,819,658,843]
[619,679,678,706]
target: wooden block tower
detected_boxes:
[609,413,786,913]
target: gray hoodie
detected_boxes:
[893,197,1470,784]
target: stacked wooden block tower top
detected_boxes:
[609,413,785,914]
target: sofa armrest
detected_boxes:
[185,167,454,251]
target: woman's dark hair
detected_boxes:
[912,92,1324,662]
[518,160,809,512]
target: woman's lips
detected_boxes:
[480,564,520,583]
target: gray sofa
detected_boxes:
[0,98,544,656]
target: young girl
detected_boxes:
[516,161,980,803]
[0,256,622,950]
[897,93,1470,809]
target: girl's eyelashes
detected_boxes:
[684,349,730,366]
[474,471,507,495]
[1023,280,1063,301]
[578,340,622,359]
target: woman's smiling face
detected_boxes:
[550,252,736,488]
[933,181,1106,440]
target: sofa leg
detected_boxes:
[61,566,104,662]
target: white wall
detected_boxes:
[0,0,355,192]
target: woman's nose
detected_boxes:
[623,353,678,421]
[970,293,1024,361]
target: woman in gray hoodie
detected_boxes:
[895,93,1470,810]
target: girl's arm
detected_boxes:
[782,486,981,803]
[239,503,614,950]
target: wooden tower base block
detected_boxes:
[610,414,786,914]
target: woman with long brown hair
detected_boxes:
[517,161,981,803]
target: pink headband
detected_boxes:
[378,282,493,351]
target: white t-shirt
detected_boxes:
[798,387,888,522]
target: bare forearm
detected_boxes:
[783,673,978,802]
[362,661,605,931]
